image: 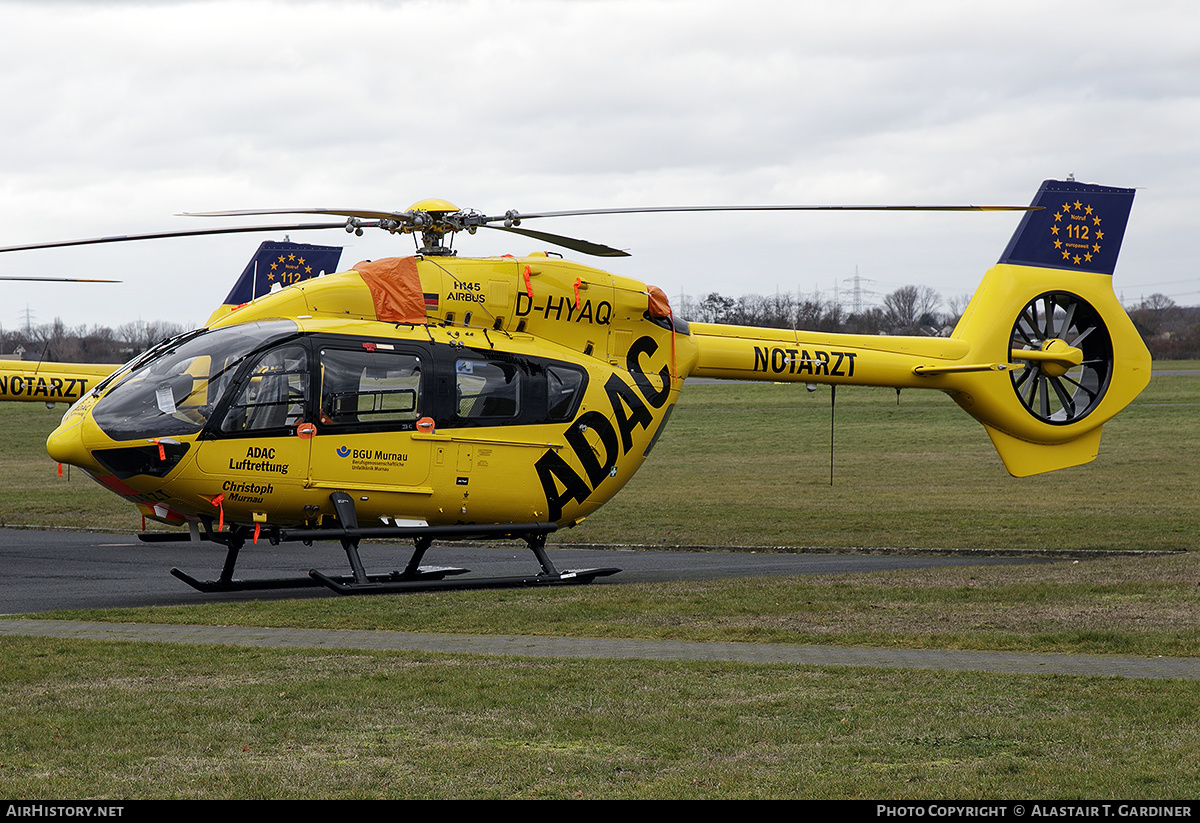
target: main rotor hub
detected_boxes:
[406,198,460,214]
[390,199,467,256]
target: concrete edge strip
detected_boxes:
[1,619,1198,680]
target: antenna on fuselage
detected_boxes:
[830,385,836,486]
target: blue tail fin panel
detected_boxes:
[998,179,1135,276]
[222,240,343,305]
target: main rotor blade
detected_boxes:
[0,201,1038,260]
[485,204,1041,222]
[0,276,120,282]
[483,224,630,257]
[0,222,350,254]
[181,208,411,221]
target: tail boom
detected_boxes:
[689,323,971,388]
[0,361,116,404]
[685,179,1151,477]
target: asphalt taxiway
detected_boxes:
[0,527,1051,613]
[2,528,1195,680]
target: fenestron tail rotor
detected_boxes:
[1008,291,1114,424]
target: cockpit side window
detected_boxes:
[546,365,585,421]
[91,320,298,442]
[455,359,521,420]
[319,347,423,431]
[433,346,589,429]
[219,344,309,434]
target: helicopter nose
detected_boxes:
[46,414,98,472]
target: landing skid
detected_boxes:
[146,492,620,595]
[169,564,470,594]
[308,566,618,595]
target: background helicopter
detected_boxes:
[0,274,122,405]
[2,178,1151,595]
[0,239,342,405]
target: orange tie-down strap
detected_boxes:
[354,257,429,324]
[646,285,677,378]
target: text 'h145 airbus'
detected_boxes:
[0,179,1151,594]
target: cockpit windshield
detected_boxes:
[91,320,299,441]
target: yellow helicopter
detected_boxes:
[6,179,1151,594]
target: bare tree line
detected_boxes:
[1,319,188,364]
[681,284,963,335]
[1125,294,1200,359]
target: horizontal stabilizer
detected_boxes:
[984,424,1103,477]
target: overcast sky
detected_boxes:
[1,0,1196,331]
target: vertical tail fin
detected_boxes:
[998,178,1135,275]
[206,240,343,325]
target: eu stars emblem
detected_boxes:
[997,180,1134,276]
[1049,199,1105,266]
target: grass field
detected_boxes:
[568,365,1199,551]
[2,636,1198,799]
[0,364,1197,798]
